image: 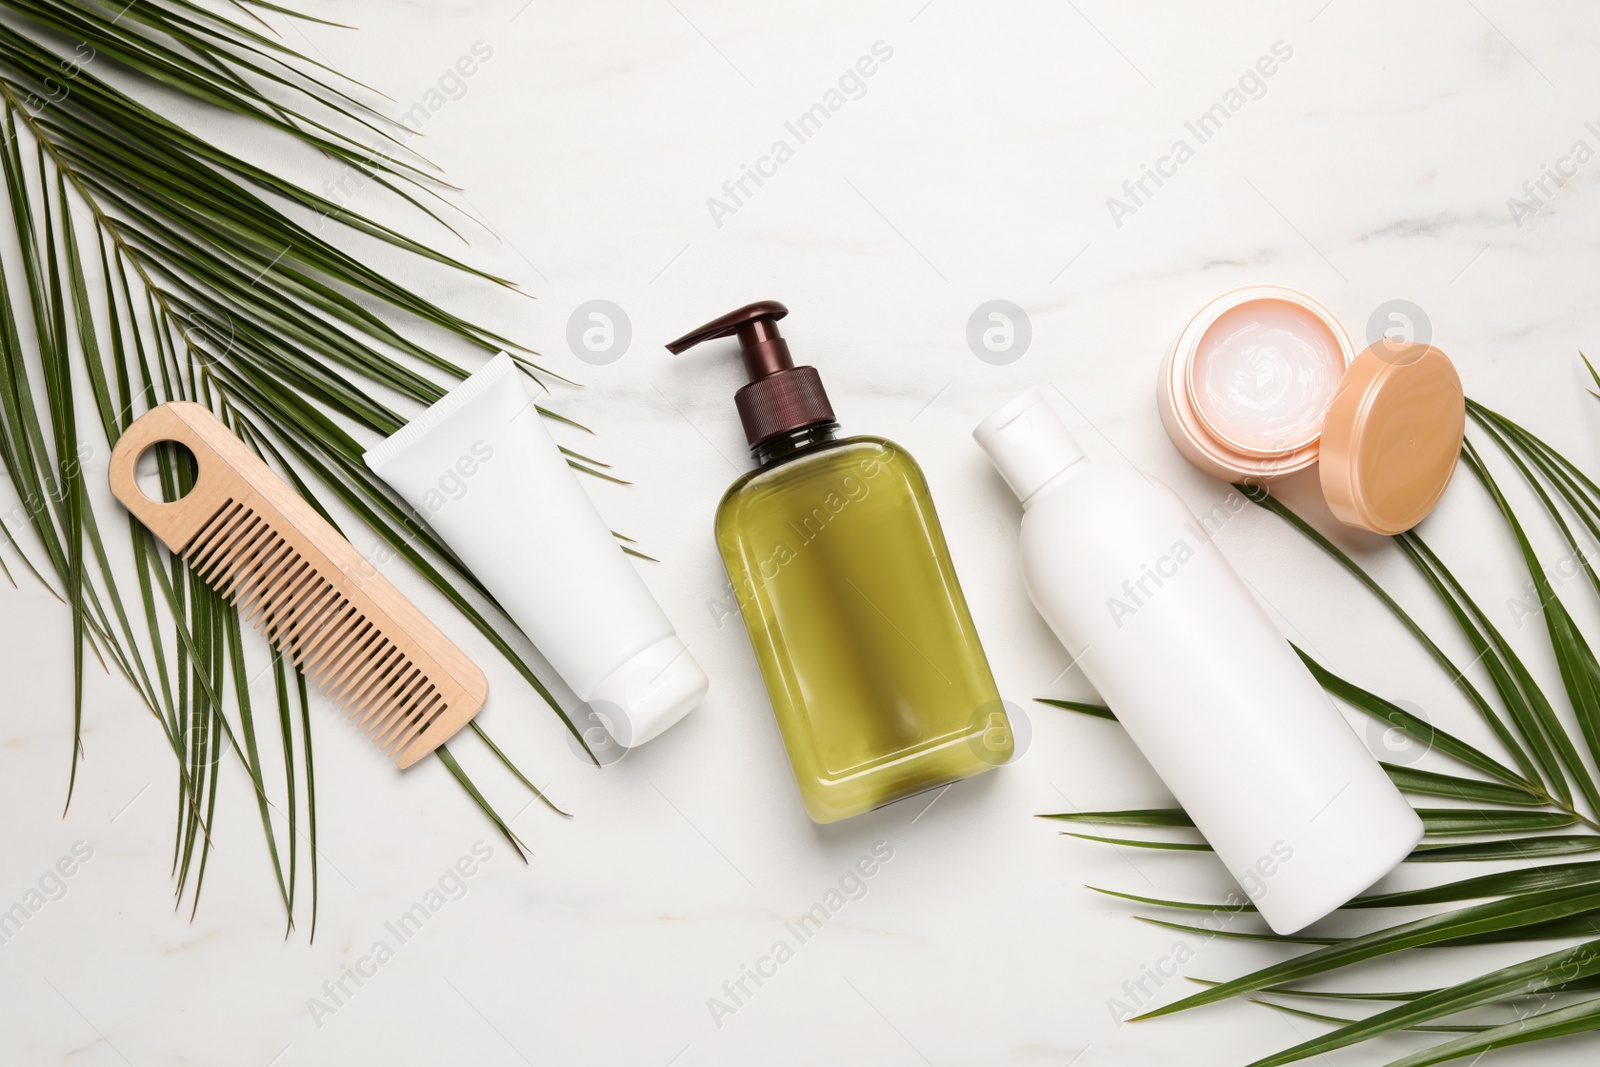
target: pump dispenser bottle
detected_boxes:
[669,302,1011,823]
[974,389,1423,934]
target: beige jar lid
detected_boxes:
[1318,342,1465,535]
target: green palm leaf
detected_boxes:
[1044,397,1600,1064]
[0,0,584,932]
[1382,998,1600,1067]
[1241,940,1600,1066]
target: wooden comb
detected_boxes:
[109,402,487,768]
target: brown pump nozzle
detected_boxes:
[666,300,835,449]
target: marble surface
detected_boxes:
[6,1,1600,1064]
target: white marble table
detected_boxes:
[5,1,1600,1064]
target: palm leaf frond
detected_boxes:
[1044,393,1600,1064]
[0,0,582,932]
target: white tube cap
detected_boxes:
[585,635,708,748]
[972,389,1086,502]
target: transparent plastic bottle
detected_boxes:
[671,303,1010,823]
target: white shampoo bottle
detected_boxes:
[974,389,1422,934]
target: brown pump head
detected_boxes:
[666,300,835,449]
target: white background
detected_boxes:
[4,1,1600,1064]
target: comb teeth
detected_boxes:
[180,501,463,764]
[110,404,487,769]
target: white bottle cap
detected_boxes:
[585,635,708,748]
[972,389,1086,502]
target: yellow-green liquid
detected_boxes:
[715,435,1010,823]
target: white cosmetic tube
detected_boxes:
[364,354,707,747]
